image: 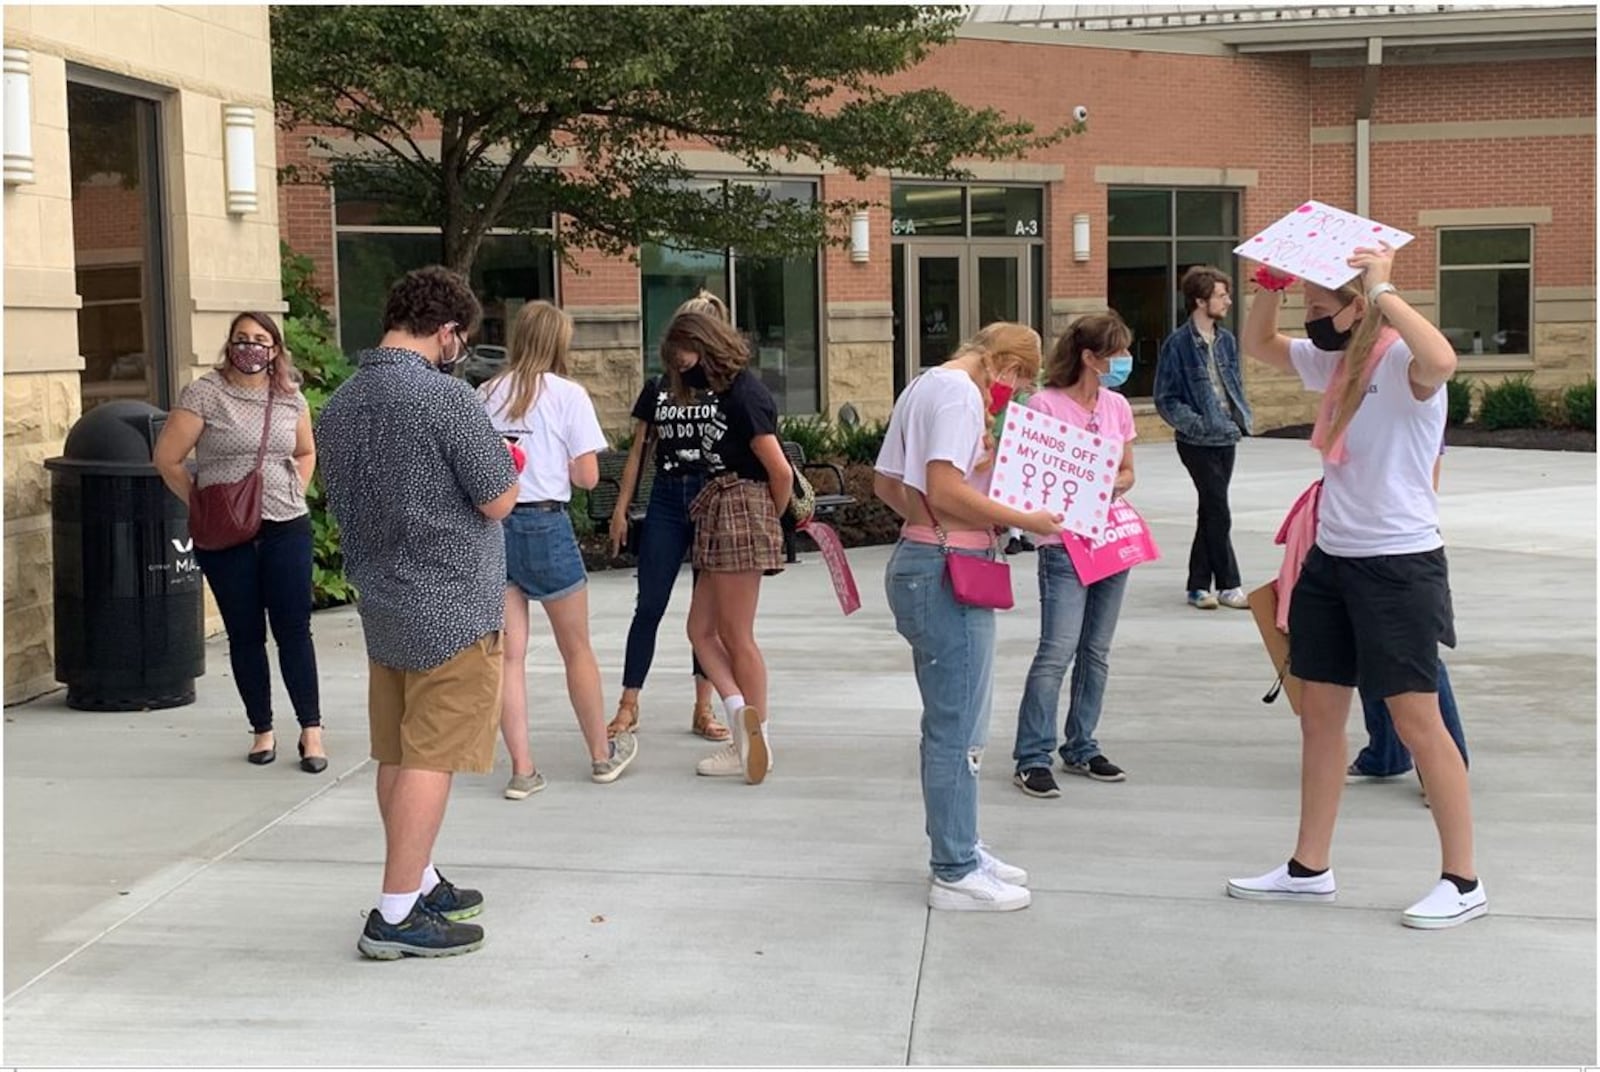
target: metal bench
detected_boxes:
[780,440,855,563]
[587,448,654,553]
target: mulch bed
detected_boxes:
[1259,423,1595,453]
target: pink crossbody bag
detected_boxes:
[916,489,1013,611]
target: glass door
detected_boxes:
[907,245,967,373]
[970,242,1033,332]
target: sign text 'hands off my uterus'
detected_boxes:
[989,403,1122,539]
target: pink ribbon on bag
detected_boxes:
[798,520,861,615]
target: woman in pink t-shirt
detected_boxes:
[1011,313,1139,798]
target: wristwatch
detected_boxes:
[1367,282,1400,305]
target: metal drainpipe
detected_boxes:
[1356,37,1383,217]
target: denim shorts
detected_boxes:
[503,504,587,603]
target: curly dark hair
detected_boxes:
[662,311,751,402]
[382,266,482,338]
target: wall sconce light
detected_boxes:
[1072,213,1091,263]
[223,104,258,214]
[4,48,35,186]
[849,210,870,263]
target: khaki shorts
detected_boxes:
[368,633,503,773]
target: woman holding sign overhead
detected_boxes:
[875,322,1062,913]
[1011,312,1139,798]
[1230,236,1484,929]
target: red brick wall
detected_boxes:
[274,41,1595,315]
[276,123,335,300]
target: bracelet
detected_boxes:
[1367,282,1399,305]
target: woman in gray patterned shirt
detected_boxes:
[154,312,324,772]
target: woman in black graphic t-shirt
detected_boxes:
[607,292,733,744]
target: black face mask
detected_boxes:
[1305,306,1355,352]
[679,364,710,390]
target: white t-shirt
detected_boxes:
[479,372,608,504]
[875,368,990,495]
[1289,337,1445,557]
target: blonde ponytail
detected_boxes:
[1319,283,1389,456]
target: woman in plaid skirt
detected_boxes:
[661,312,791,785]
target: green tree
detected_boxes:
[271,5,1071,273]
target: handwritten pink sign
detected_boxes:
[798,520,860,615]
[989,402,1121,539]
[1234,201,1414,290]
[1063,500,1160,585]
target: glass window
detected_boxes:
[641,244,729,378]
[639,178,821,414]
[891,184,965,237]
[1107,188,1171,238]
[970,186,1044,238]
[335,232,555,353]
[69,81,169,414]
[735,253,819,415]
[1438,227,1533,356]
[1106,188,1241,397]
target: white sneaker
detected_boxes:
[976,841,1028,886]
[1402,878,1487,930]
[1218,587,1250,610]
[1226,862,1337,902]
[739,706,770,786]
[929,869,1031,912]
[695,741,742,777]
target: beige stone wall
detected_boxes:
[570,307,644,439]
[3,6,282,704]
[824,302,894,422]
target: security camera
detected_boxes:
[1072,104,1089,123]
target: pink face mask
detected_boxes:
[227,341,272,375]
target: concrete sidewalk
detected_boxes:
[4,438,1595,1065]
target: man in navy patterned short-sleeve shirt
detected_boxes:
[316,266,517,960]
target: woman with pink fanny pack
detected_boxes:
[874,323,1062,913]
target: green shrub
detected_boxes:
[833,419,888,465]
[568,487,594,538]
[1445,377,1473,426]
[1564,378,1596,432]
[281,242,359,609]
[779,414,834,460]
[1477,375,1543,430]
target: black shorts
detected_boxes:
[1288,545,1456,699]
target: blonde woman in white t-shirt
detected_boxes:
[874,322,1063,913]
[480,302,637,798]
[1231,241,1484,929]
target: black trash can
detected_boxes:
[45,401,205,710]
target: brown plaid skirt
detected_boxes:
[689,473,785,574]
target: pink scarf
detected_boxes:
[1309,326,1401,464]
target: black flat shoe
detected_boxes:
[248,746,276,765]
[298,740,328,774]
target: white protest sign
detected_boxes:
[1233,200,1414,290]
[989,402,1122,539]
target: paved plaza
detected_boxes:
[3,438,1594,1066]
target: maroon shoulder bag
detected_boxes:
[188,389,275,551]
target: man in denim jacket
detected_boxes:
[1154,265,1252,611]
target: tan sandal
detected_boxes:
[692,702,730,741]
[607,698,639,739]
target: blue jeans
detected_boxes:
[193,515,321,733]
[1352,662,1469,777]
[886,540,995,883]
[504,505,587,603]
[1013,545,1129,771]
[622,472,707,690]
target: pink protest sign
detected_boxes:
[1063,499,1160,585]
[798,519,860,615]
[989,402,1121,540]
[1233,200,1414,290]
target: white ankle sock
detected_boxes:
[723,694,746,724]
[379,890,420,924]
[419,863,441,896]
